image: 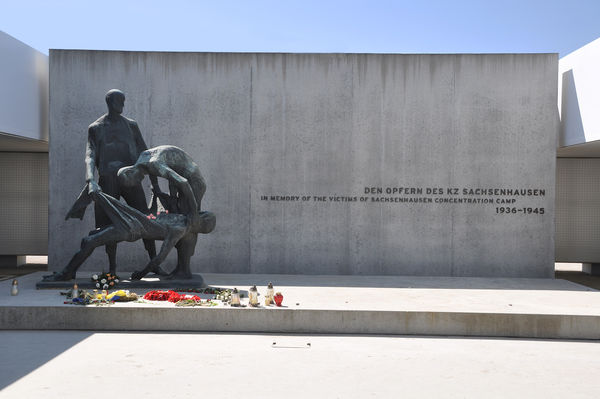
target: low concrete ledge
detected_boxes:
[1,306,599,340]
[3,273,600,340]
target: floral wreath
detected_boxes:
[91,272,120,289]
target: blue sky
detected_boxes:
[2,0,600,57]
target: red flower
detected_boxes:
[143,290,202,303]
[144,290,175,301]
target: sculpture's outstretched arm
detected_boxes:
[155,164,199,217]
[132,123,160,192]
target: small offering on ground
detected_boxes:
[91,272,120,290]
[274,292,284,307]
[249,285,259,307]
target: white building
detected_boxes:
[0,31,48,267]
[556,37,600,274]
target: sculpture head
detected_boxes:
[118,165,144,186]
[105,89,125,114]
[191,211,216,234]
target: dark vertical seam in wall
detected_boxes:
[450,58,456,276]
[552,55,560,274]
[379,57,387,274]
[48,55,53,264]
[248,60,253,273]
[351,56,358,274]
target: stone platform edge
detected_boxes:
[35,276,207,290]
[1,306,599,340]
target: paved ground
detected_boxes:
[0,257,47,281]
[0,331,599,398]
[555,262,600,290]
[556,270,600,290]
[1,261,599,397]
[0,265,46,282]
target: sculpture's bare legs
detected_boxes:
[106,243,117,275]
[143,238,167,275]
[167,233,198,280]
[130,235,180,281]
[43,226,128,281]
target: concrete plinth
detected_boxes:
[3,272,600,340]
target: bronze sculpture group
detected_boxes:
[43,89,215,282]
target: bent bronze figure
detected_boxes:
[44,143,215,282]
[43,188,215,282]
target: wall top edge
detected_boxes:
[48,49,558,57]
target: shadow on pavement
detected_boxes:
[0,264,48,281]
[555,271,600,291]
[0,331,92,390]
[203,273,596,291]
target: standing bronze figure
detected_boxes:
[85,89,163,276]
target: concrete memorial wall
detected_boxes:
[49,51,558,277]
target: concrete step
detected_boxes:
[2,272,600,340]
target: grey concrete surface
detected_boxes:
[3,273,600,339]
[556,158,600,263]
[0,152,48,255]
[0,256,26,268]
[49,52,558,277]
[583,263,600,276]
[0,31,48,141]
[1,331,600,398]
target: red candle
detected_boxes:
[274,293,283,307]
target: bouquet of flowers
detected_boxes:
[143,290,201,302]
[106,290,138,302]
[143,290,217,307]
[61,289,95,305]
[91,272,120,289]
